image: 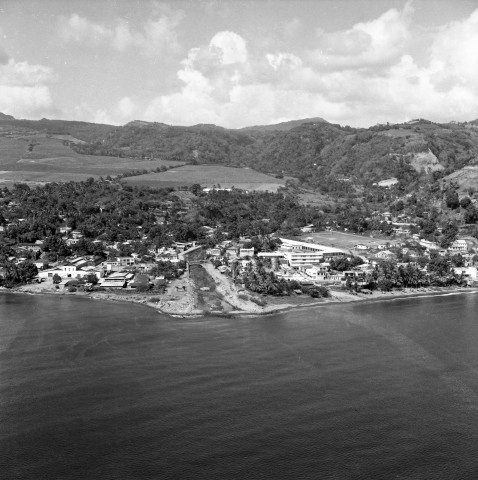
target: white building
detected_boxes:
[283,251,324,267]
[278,238,346,265]
[449,239,468,253]
[38,265,80,280]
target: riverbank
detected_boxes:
[7,268,478,318]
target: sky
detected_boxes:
[0,0,477,128]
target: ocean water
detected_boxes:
[2,292,478,479]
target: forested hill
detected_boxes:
[1,113,478,192]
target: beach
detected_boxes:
[10,264,478,317]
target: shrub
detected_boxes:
[68,286,77,293]
[250,296,266,307]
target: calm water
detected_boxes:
[2,292,478,479]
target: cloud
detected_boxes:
[119,6,478,128]
[60,9,183,57]
[209,31,248,65]
[309,2,414,71]
[0,48,9,65]
[0,58,56,118]
[0,85,53,118]
[117,96,136,117]
[0,58,56,86]
[266,52,302,71]
[72,96,140,125]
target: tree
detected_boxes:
[85,273,98,285]
[464,204,478,224]
[460,196,472,209]
[445,189,460,209]
[52,273,61,284]
[190,184,202,196]
[440,222,458,248]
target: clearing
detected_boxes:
[299,231,399,251]
[124,165,286,192]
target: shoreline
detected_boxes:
[4,284,478,318]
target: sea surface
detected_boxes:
[2,292,478,479]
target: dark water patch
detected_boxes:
[2,293,478,479]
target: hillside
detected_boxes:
[1,113,478,194]
[240,117,328,132]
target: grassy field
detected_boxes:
[0,134,185,182]
[299,231,400,250]
[124,165,286,192]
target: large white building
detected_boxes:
[278,238,345,268]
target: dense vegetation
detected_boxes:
[2,114,478,200]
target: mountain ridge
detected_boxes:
[1,112,478,194]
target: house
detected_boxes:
[38,265,81,281]
[374,177,398,188]
[420,239,439,251]
[239,248,255,258]
[118,256,136,266]
[225,247,238,258]
[449,239,468,253]
[15,243,42,253]
[304,264,329,279]
[354,244,369,250]
[300,224,315,233]
[99,272,129,288]
[375,250,394,259]
[34,260,49,270]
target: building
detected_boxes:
[239,248,255,258]
[283,251,325,268]
[449,239,468,253]
[38,265,81,281]
[373,178,399,188]
[278,238,345,266]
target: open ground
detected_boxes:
[0,134,185,184]
[299,231,400,251]
[124,164,286,192]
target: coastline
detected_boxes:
[5,282,478,318]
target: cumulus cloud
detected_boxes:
[60,9,183,57]
[136,6,478,128]
[309,2,414,70]
[0,57,56,118]
[0,58,56,86]
[209,31,248,65]
[266,52,302,71]
[73,96,140,125]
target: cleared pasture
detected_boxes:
[0,135,185,183]
[124,165,286,192]
[0,170,102,184]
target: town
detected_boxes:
[0,178,477,314]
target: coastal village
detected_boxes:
[2,185,478,315]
